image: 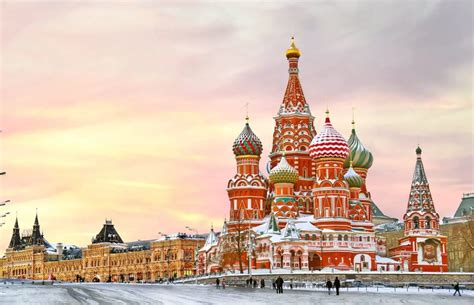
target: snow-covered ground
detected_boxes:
[0,283,472,304]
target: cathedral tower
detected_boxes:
[270,38,316,214]
[8,217,21,250]
[227,119,268,229]
[269,154,299,220]
[309,111,351,230]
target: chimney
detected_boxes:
[56,243,63,258]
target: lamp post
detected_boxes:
[0,200,11,207]
[185,226,198,236]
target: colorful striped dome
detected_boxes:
[344,164,364,188]
[233,122,263,156]
[309,115,350,160]
[344,128,374,169]
[269,155,298,184]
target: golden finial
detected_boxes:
[286,36,301,58]
[326,106,330,117]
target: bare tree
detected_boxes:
[219,210,251,274]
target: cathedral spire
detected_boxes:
[406,146,435,214]
[278,37,311,116]
[31,210,44,245]
[9,216,21,249]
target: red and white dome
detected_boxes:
[309,115,350,160]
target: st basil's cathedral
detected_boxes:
[197,38,448,274]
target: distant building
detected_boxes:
[443,193,474,224]
[0,216,205,281]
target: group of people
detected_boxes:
[326,277,341,295]
[215,278,226,289]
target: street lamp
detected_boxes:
[185,226,198,236]
[0,200,11,207]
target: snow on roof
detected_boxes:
[376,255,400,264]
[294,221,319,231]
[200,229,218,252]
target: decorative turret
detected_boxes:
[271,154,299,219]
[310,110,351,229]
[282,219,300,240]
[227,118,268,226]
[270,37,316,213]
[269,154,298,184]
[265,213,281,234]
[30,211,44,246]
[8,216,21,250]
[403,146,440,235]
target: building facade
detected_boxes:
[198,38,405,274]
[0,217,204,281]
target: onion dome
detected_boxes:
[343,126,374,169]
[309,111,350,160]
[269,155,298,184]
[416,145,422,155]
[232,120,263,156]
[286,37,301,59]
[344,162,364,188]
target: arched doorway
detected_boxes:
[308,253,321,270]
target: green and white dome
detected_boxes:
[344,164,364,188]
[344,128,373,169]
[269,155,298,184]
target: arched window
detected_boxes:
[359,236,362,242]
[305,234,310,240]
[344,235,348,241]
[413,216,419,229]
[425,216,431,229]
[337,235,342,241]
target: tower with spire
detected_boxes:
[389,146,448,271]
[30,211,44,245]
[309,110,351,229]
[227,118,268,229]
[270,37,317,214]
[8,216,22,250]
[269,153,299,220]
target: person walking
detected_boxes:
[272,279,276,290]
[222,278,226,290]
[326,279,333,295]
[334,277,340,296]
[216,278,220,289]
[260,278,265,289]
[453,282,461,296]
[290,278,293,290]
[276,276,284,294]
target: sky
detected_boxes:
[0,0,472,255]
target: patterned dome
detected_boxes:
[343,128,374,169]
[309,115,350,160]
[270,155,298,184]
[233,122,263,156]
[344,163,364,188]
